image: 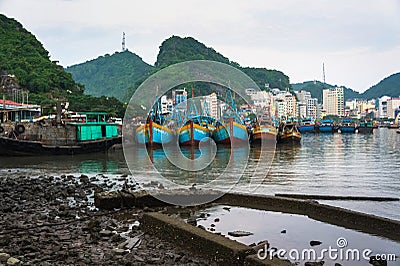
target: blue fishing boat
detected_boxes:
[297,117,316,133]
[178,116,212,145]
[340,118,356,133]
[136,98,174,146]
[318,119,335,133]
[178,91,213,146]
[212,90,249,145]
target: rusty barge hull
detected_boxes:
[0,136,122,156]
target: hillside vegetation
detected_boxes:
[123,36,291,101]
[0,14,125,117]
[66,50,153,100]
[292,81,361,102]
[361,73,400,99]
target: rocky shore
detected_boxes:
[0,174,211,265]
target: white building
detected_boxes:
[323,87,344,116]
[378,96,391,118]
[387,97,400,119]
[294,90,311,103]
[204,92,218,118]
[298,102,307,118]
[307,98,318,118]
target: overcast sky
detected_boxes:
[1,0,400,92]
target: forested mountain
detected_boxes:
[0,14,125,117]
[292,81,361,102]
[123,36,290,101]
[66,50,153,100]
[361,73,400,99]
[0,14,78,94]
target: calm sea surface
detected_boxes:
[1,128,399,220]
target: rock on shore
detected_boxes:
[0,174,211,265]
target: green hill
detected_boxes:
[292,81,361,102]
[66,50,153,100]
[156,36,290,90]
[0,14,78,94]
[361,73,400,99]
[0,14,125,117]
[123,35,290,101]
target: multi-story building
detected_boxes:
[378,96,391,118]
[284,92,297,118]
[387,97,400,119]
[204,92,218,118]
[294,90,311,103]
[172,88,187,106]
[298,102,307,118]
[306,98,318,118]
[323,87,344,116]
[275,99,287,119]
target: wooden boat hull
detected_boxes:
[277,132,301,143]
[340,126,356,133]
[178,120,211,146]
[251,125,277,144]
[136,120,173,146]
[214,121,248,146]
[0,136,121,156]
[298,125,316,133]
[318,125,334,133]
[358,126,373,134]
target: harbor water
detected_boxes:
[1,128,399,221]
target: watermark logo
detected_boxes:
[257,237,397,263]
[122,60,276,206]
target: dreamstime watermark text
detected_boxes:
[257,237,397,263]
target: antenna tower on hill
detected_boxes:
[122,32,126,51]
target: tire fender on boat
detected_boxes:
[0,126,4,133]
[16,124,25,134]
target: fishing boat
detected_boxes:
[340,118,356,133]
[135,118,174,146]
[297,117,316,133]
[318,119,335,133]
[358,120,374,134]
[252,121,277,144]
[135,98,174,146]
[0,112,121,156]
[178,91,213,146]
[251,107,277,144]
[212,90,249,146]
[277,120,302,143]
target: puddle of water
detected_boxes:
[195,205,400,265]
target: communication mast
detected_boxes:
[322,62,326,84]
[122,32,126,51]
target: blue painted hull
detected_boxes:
[178,122,211,145]
[136,123,173,145]
[298,125,315,133]
[212,125,230,144]
[319,126,334,133]
[341,126,356,133]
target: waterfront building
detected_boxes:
[387,97,400,119]
[298,102,307,118]
[160,95,173,114]
[323,87,344,116]
[0,99,41,122]
[285,92,297,118]
[204,92,218,118]
[378,96,391,118]
[306,98,318,118]
[172,88,187,105]
[294,90,311,103]
[275,99,287,119]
